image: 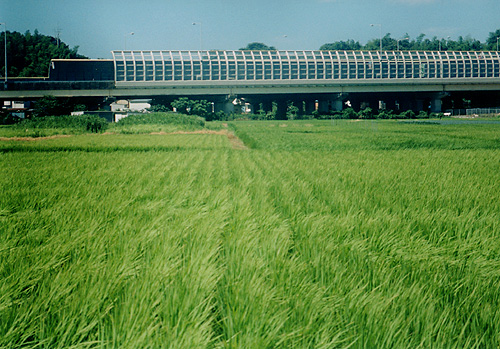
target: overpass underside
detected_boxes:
[2,79,500,114]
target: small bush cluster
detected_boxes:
[117,112,206,128]
[0,111,22,125]
[315,108,445,120]
[15,115,108,133]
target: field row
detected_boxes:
[2,127,500,347]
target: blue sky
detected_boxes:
[2,0,500,58]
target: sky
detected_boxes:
[2,0,500,59]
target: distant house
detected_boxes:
[110,99,151,112]
[3,100,31,118]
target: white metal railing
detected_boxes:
[466,108,500,115]
[111,50,500,83]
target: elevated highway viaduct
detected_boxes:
[1,50,500,114]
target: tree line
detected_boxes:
[320,30,500,52]
[1,29,499,79]
[242,29,500,52]
[0,30,86,78]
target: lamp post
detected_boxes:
[370,24,382,52]
[397,37,409,51]
[192,22,202,50]
[124,32,134,50]
[0,23,6,87]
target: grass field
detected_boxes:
[1,119,500,347]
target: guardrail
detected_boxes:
[0,81,115,91]
[466,108,500,115]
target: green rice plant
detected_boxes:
[0,133,231,153]
[1,119,500,347]
[230,119,500,151]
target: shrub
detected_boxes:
[417,111,429,119]
[171,97,212,118]
[84,115,108,133]
[148,104,171,113]
[33,96,73,118]
[342,108,358,119]
[257,103,266,119]
[266,102,278,120]
[286,102,299,120]
[15,115,108,133]
[399,110,416,119]
[430,112,445,119]
[117,112,205,128]
[359,107,374,119]
[377,110,394,119]
[0,112,22,125]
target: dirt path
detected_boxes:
[1,129,248,150]
[0,135,72,141]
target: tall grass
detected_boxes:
[0,112,222,138]
[6,115,108,137]
[1,120,500,347]
[111,112,206,134]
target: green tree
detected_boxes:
[148,104,171,113]
[359,107,374,119]
[171,97,211,118]
[342,108,358,119]
[240,42,276,51]
[399,110,416,119]
[485,29,500,50]
[257,103,266,120]
[320,40,361,51]
[190,99,211,117]
[0,29,86,78]
[33,96,72,117]
[286,101,299,120]
[318,28,500,51]
[267,101,278,120]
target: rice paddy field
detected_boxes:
[1,119,500,347]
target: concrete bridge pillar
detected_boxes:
[332,100,343,111]
[430,92,449,113]
[318,100,330,113]
[330,93,348,111]
[416,99,425,112]
[430,98,442,113]
[215,101,235,114]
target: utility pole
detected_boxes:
[55,27,62,47]
[371,24,382,52]
[124,32,134,50]
[0,22,6,87]
[192,22,202,51]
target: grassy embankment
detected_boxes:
[0,112,221,138]
[1,118,500,347]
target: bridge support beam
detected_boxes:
[318,100,330,113]
[430,92,449,113]
[214,100,236,114]
[430,98,442,113]
[332,100,343,111]
[329,93,347,111]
